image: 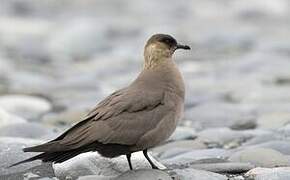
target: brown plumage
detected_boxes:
[10,34,190,170]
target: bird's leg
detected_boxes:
[143,149,159,169]
[126,153,133,170]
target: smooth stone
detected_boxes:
[245,167,290,180]
[0,163,55,180]
[185,102,256,130]
[230,118,257,130]
[235,86,290,104]
[184,88,225,108]
[247,141,290,155]
[78,175,114,180]
[38,178,58,180]
[53,151,166,180]
[229,148,289,167]
[241,132,281,146]
[41,109,86,126]
[0,122,58,140]
[0,17,51,62]
[153,139,207,159]
[162,148,231,166]
[47,18,107,60]
[197,128,252,148]
[0,95,52,120]
[168,126,197,141]
[116,169,172,180]
[0,137,49,176]
[232,0,288,18]
[254,103,290,115]
[0,108,26,127]
[277,124,290,137]
[0,56,12,75]
[257,112,290,129]
[6,71,55,96]
[173,168,227,180]
[189,162,254,173]
[230,176,245,180]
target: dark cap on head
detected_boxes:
[146,34,191,50]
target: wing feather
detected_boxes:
[28,87,166,152]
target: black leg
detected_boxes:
[126,154,133,170]
[143,149,159,169]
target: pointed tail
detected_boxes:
[8,153,46,168]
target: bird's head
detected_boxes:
[144,34,190,69]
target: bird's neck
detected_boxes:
[143,48,171,70]
[138,57,185,100]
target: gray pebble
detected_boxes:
[229,148,289,167]
[0,122,57,140]
[53,151,166,180]
[245,167,290,180]
[162,148,231,166]
[0,95,52,120]
[173,168,227,180]
[185,102,256,130]
[189,162,254,173]
[115,169,172,180]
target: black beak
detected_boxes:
[176,44,191,50]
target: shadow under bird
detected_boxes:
[10,34,190,170]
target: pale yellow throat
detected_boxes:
[143,44,172,69]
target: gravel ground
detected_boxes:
[0,0,290,179]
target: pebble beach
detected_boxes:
[1,0,290,179]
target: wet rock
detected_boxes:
[229,148,289,167]
[53,151,166,180]
[0,95,52,120]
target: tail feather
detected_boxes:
[8,153,46,168]
[9,142,97,168]
[23,141,59,152]
[9,141,133,168]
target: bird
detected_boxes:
[10,34,190,170]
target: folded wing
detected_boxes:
[24,87,166,152]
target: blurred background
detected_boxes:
[1,0,290,179]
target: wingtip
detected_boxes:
[7,159,27,168]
